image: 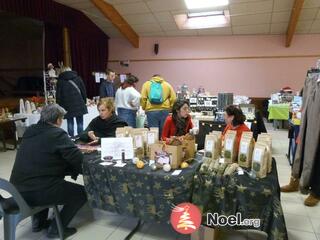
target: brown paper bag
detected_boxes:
[132,133,144,159]
[204,135,221,160]
[252,142,268,178]
[116,127,133,137]
[238,136,254,168]
[150,143,183,169]
[149,127,159,140]
[224,130,237,163]
[182,138,196,161]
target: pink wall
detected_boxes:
[108,35,320,97]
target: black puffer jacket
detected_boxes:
[56,71,88,119]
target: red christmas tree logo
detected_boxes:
[170,202,201,234]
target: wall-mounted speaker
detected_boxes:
[154,43,159,55]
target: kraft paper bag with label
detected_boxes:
[238,135,254,168]
[257,133,272,173]
[257,134,272,149]
[223,130,237,163]
[149,127,159,140]
[252,142,269,178]
[132,133,144,159]
[257,140,272,173]
[204,134,222,160]
[150,143,183,169]
[116,127,133,137]
[182,138,196,161]
[132,128,149,156]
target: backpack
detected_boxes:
[149,80,163,104]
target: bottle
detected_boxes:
[121,149,125,163]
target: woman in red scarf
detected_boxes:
[162,100,193,141]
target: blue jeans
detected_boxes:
[146,110,169,138]
[117,108,137,128]
[67,116,83,137]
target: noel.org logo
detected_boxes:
[170,203,201,234]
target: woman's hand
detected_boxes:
[88,131,98,141]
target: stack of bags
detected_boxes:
[200,131,272,179]
[116,127,159,160]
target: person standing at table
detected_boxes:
[99,69,116,98]
[79,98,127,143]
[115,75,141,127]
[10,104,86,239]
[162,100,193,141]
[140,74,176,137]
[56,67,87,137]
[222,105,251,150]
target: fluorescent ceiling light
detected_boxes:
[175,10,230,30]
[188,11,224,18]
[184,0,229,10]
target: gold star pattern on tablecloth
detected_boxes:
[136,181,143,188]
[110,175,117,182]
[147,205,157,216]
[154,182,161,190]
[126,203,134,212]
[146,194,154,202]
[237,184,247,193]
[262,188,272,197]
[106,196,115,206]
[122,183,129,194]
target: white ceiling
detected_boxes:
[54,0,320,38]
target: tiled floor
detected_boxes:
[0,122,320,240]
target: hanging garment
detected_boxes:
[293,72,320,192]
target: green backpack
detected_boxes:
[149,80,163,104]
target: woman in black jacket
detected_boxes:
[80,98,127,143]
[56,67,88,137]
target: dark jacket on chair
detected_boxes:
[10,122,83,192]
[56,71,88,119]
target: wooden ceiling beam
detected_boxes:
[286,0,305,47]
[90,0,139,48]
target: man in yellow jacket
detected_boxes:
[141,75,176,136]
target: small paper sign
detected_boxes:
[101,137,133,160]
[237,167,244,175]
[100,162,113,166]
[172,170,182,176]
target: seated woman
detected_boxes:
[161,100,193,141]
[222,105,251,150]
[79,98,127,143]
